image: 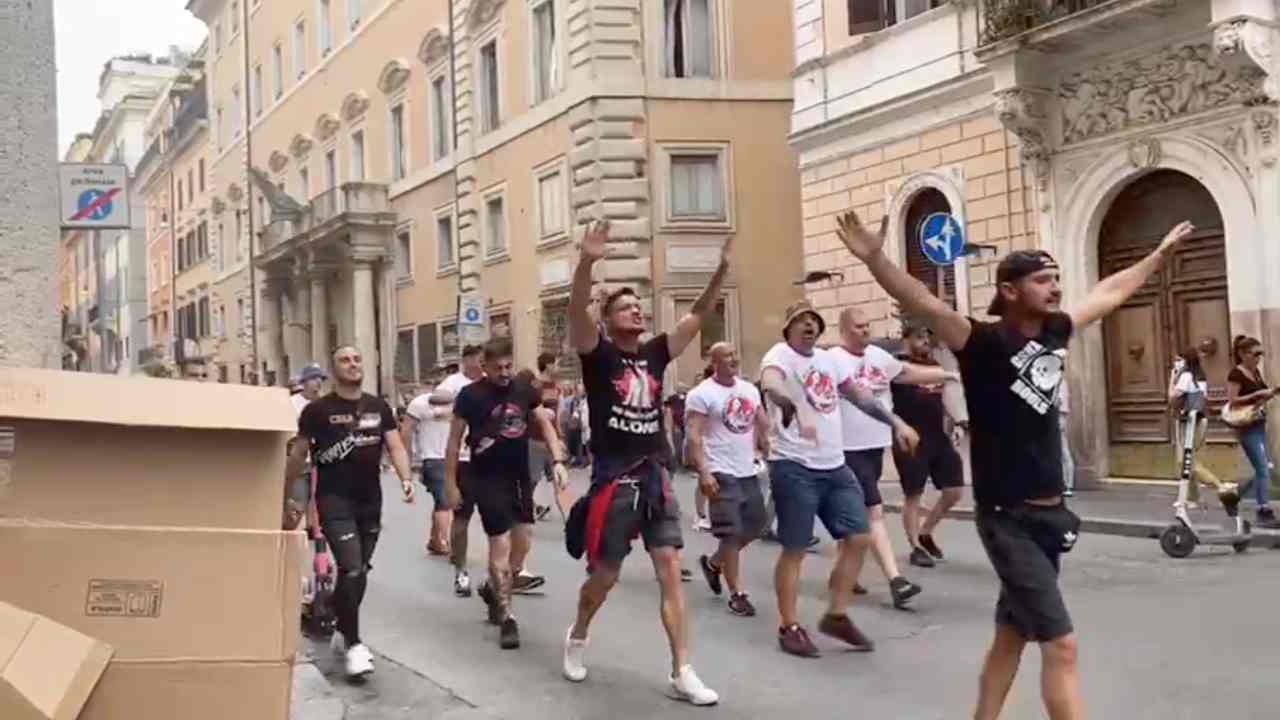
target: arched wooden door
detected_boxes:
[1099,170,1234,479]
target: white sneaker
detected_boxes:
[329,631,346,657]
[670,665,718,706]
[692,516,711,533]
[345,643,374,678]
[454,569,471,597]
[563,625,589,682]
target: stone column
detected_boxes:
[309,268,330,366]
[351,258,379,395]
[258,276,287,384]
[0,3,59,368]
[279,289,298,376]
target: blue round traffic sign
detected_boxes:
[918,212,964,266]
[77,189,113,221]
[463,307,482,323]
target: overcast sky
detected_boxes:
[54,0,207,156]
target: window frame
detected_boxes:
[387,96,409,182]
[439,318,461,362]
[349,127,367,182]
[527,0,563,106]
[661,0,722,79]
[323,146,338,192]
[394,220,415,284]
[428,68,452,162]
[252,63,264,117]
[475,31,502,134]
[271,43,284,100]
[481,184,509,262]
[348,0,363,30]
[318,0,334,57]
[655,141,735,233]
[292,18,307,80]
[532,155,569,249]
[433,203,458,274]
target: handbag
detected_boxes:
[1221,401,1265,429]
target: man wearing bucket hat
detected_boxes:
[759,299,920,658]
[286,363,329,530]
[836,208,1194,720]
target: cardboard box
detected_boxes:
[0,521,301,662]
[0,601,113,720]
[0,367,295,530]
[79,660,292,720]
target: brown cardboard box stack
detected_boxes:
[0,367,300,719]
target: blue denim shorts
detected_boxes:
[420,459,447,507]
[768,459,869,549]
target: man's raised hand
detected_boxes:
[836,210,888,262]
[580,220,611,262]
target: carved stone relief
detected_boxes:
[1195,123,1249,166]
[1253,109,1276,147]
[994,87,1051,199]
[341,90,371,122]
[314,113,341,142]
[1059,43,1264,145]
[289,133,315,160]
[1214,19,1278,102]
[467,0,505,30]
[377,59,412,95]
[418,28,450,67]
[1127,138,1162,169]
[226,183,243,202]
[268,150,290,173]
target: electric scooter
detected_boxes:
[1159,407,1251,558]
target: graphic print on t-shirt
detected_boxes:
[802,367,839,415]
[494,402,529,439]
[1009,340,1066,416]
[722,394,757,435]
[609,358,663,435]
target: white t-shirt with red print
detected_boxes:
[686,377,762,478]
[828,344,904,451]
[761,342,852,470]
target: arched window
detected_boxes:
[903,188,956,309]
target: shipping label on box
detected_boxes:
[85,581,163,619]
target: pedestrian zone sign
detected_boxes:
[59,164,131,230]
[918,212,965,267]
[459,293,486,327]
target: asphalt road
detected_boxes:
[331,470,1275,719]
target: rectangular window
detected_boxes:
[664,0,713,78]
[188,170,195,204]
[272,44,284,99]
[441,322,460,360]
[231,85,243,137]
[198,297,211,338]
[670,154,724,218]
[479,41,500,132]
[324,149,337,190]
[389,104,407,181]
[299,167,310,200]
[230,1,240,34]
[214,22,223,51]
[395,329,415,382]
[485,194,506,256]
[215,107,224,148]
[416,323,438,381]
[436,213,455,270]
[293,20,307,79]
[537,169,565,239]
[198,158,205,192]
[319,0,333,55]
[395,226,412,280]
[235,211,244,260]
[350,130,366,181]
[431,76,450,161]
[253,65,264,116]
[177,180,184,211]
[489,311,511,339]
[198,221,208,259]
[348,0,362,28]
[531,0,558,104]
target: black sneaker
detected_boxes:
[918,534,945,561]
[512,571,546,594]
[852,583,869,596]
[889,576,922,610]
[727,592,756,617]
[499,617,520,650]
[909,547,936,568]
[534,505,552,521]
[699,554,723,596]
[478,581,502,625]
[680,568,693,582]
[778,624,820,658]
[1257,507,1280,529]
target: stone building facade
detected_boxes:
[187,0,803,397]
[792,0,1280,484]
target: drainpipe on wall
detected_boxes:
[449,0,464,355]
[242,0,260,384]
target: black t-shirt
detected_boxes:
[957,313,1073,508]
[891,357,948,442]
[580,334,672,477]
[453,378,539,477]
[1228,366,1269,428]
[299,392,397,502]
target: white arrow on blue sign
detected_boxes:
[918,212,965,267]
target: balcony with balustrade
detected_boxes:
[976,0,1198,54]
[256,182,397,269]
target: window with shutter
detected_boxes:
[417,322,438,381]
[903,188,957,309]
[395,329,415,382]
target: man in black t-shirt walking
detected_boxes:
[444,338,567,650]
[288,345,416,679]
[837,208,1194,720]
[561,220,727,706]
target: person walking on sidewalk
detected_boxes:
[760,300,920,658]
[827,307,948,606]
[445,338,567,650]
[1227,334,1280,527]
[890,320,966,568]
[287,363,328,532]
[405,379,455,556]
[288,345,416,679]
[837,207,1197,720]
[561,220,725,706]
[438,345,485,597]
[687,342,771,617]
[1167,347,1237,510]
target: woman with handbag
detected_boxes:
[1225,335,1280,526]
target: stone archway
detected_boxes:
[1055,134,1257,485]
[886,170,972,315]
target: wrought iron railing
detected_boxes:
[980,0,1111,45]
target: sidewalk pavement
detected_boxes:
[877,481,1280,549]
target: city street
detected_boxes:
[315,470,1277,719]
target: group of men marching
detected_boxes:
[290,206,1197,720]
